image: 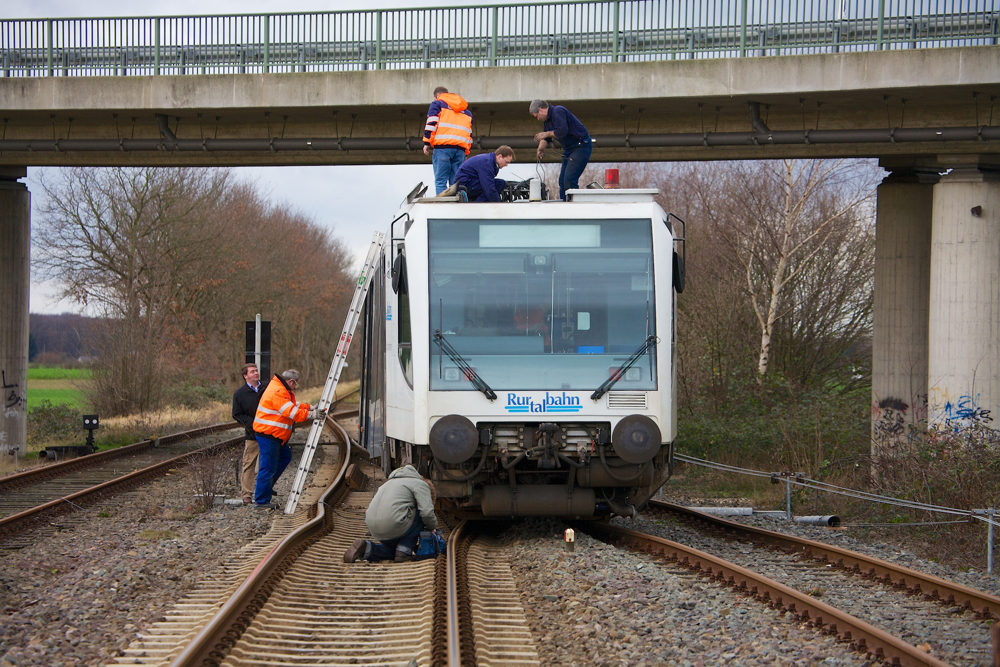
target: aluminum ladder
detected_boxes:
[284,231,386,514]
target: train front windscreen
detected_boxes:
[428,217,657,392]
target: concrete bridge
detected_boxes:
[2,1,1000,456]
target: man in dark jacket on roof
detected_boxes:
[344,465,438,563]
[530,99,593,200]
[452,145,515,203]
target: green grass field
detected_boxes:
[28,388,90,411]
[27,367,92,380]
[26,367,92,412]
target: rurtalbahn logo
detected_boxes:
[505,392,582,413]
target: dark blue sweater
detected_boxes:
[543,105,590,148]
[455,152,504,203]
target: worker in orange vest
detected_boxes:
[251,369,315,508]
[423,86,473,195]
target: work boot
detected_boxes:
[253,502,280,510]
[394,549,414,563]
[438,182,459,197]
[344,538,368,563]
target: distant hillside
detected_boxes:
[29,313,98,364]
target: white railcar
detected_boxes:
[359,188,684,519]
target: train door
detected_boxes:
[386,238,415,447]
[359,255,387,472]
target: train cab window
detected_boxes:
[395,250,413,388]
[428,218,656,392]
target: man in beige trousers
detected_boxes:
[232,363,263,504]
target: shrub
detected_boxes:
[170,379,230,410]
[677,375,869,478]
[26,400,83,446]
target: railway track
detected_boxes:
[577,499,1000,667]
[107,417,540,667]
[0,423,243,548]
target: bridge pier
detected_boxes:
[871,168,936,454]
[928,164,1000,434]
[0,167,30,461]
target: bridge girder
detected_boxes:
[0,46,998,167]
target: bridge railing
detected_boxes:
[1,0,997,77]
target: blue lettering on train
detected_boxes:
[504,392,582,413]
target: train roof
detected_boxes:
[411,188,659,205]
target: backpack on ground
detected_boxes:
[415,529,446,559]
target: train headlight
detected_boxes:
[611,414,662,464]
[429,414,479,464]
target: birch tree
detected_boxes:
[711,159,878,382]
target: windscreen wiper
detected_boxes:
[433,330,498,401]
[591,335,658,401]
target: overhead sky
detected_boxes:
[13,0,535,314]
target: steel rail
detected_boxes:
[0,421,238,495]
[169,419,355,667]
[445,519,468,667]
[649,499,1000,621]
[1,126,999,155]
[0,434,242,540]
[583,521,951,667]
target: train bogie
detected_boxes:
[359,187,682,519]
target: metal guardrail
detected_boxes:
[1,0,997,77]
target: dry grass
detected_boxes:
[100,401,231,437]
[298,379,361,406]
[1,379,362,479]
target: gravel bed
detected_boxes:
[616,511,995,666]
[0,449,278,667]
[663,493,1000,598]
[724,511,1000,599]
[503,518,868,667]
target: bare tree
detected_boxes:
[34,167,231,414]
[708,159,879,382]
[34,167,357,414]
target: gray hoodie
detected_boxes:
[365,465,438,540]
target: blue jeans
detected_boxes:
[366,514,425,561]
[432,147,466,194]
[254,433,292,504]
[559,140,593,200]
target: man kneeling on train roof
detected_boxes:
[344,465,438,563]
[251,369,316,508]
[443,145,514,202]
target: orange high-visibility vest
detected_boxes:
[252,374,310,443]
[427,93,473,154]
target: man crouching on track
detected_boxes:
[344,465,438,563]
[251,369,316,508]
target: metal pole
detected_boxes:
[739,0,748,57]
[612,0,620,63]
[263,15,270,73]
[491,6,498,67]
[154,18,160,75]
[255,313,262,371]
[989,507,995,575]
[786,476,792,520]
[46,20,53,76]
[376,10,383,70]
[877,0,886,50]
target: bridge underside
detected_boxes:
[0,47,998,166]
[1,47,1000,452]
